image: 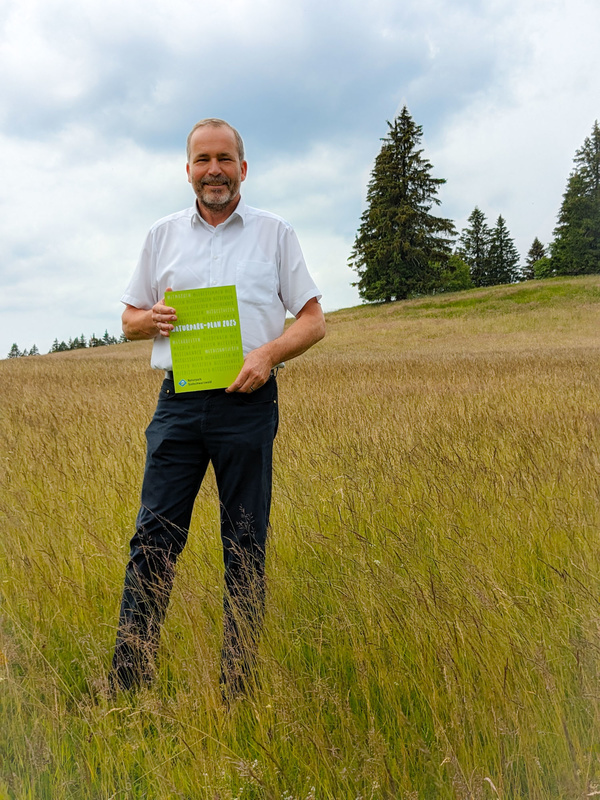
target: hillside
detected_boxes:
[323,274,600,353]
[1,275,600,799]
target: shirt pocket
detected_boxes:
[235,261,277,307]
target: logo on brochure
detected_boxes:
[178,379,187,387]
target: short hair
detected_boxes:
[186,118,245,163]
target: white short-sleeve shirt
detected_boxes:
[121,199,322,371]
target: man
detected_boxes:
[110,118,325,696]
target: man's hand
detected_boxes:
[121,288,177,340]
[225,347,273,394]
[152,289,177,337]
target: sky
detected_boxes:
[1,0,599,357]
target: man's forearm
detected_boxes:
[259,300,326,366]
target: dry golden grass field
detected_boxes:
[1,276,600,799]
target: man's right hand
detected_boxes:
[152,288,177,337]
[122,288,177,340]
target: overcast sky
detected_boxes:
[1,0,599,357]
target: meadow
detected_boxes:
[1,276,600,799]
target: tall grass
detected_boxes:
[1,276,600,798]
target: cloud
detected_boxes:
[0,124,189,350]
[429,0,600,256]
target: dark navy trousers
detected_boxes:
[110,375,278,693]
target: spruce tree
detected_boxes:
[488,215,520,285]
[457,207,492,287]
[349,107,455,301]
[523,237,546,280]
[7,343,21,358]
[552,120,600,274]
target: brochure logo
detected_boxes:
[179,379,187,387]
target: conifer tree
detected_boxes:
[523,237,546,280]
[488,215,520,285]
[457,207,492,287]
[7,343,21,358]
[349,107,455,301]
[552,120,600,274]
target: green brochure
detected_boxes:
[167,286,243,393]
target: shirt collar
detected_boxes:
[190,197,247,229]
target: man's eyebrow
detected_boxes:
[193,150,236,159]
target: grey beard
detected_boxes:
[201,195,231,210]
[198,182,233,210]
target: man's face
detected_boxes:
[186,126,247,214]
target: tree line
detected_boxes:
[7,330,127,359]
[350,107,600,301]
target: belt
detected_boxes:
[164,367,280,381]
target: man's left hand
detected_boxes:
[226,347,273,394]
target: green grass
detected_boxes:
[1,275,600,798]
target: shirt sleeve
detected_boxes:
[277,224,322,316]
[120,228,159,309]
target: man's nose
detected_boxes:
[207,159,222,174]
